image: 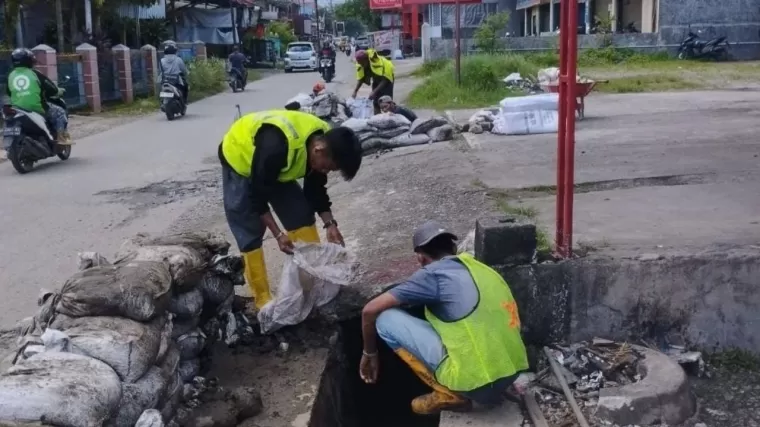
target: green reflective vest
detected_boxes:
[221,110,331,182]
[8,67,44,114]
[425,253,529,392]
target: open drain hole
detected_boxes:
[310,313,441,427]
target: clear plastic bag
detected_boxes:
[257,243,356,334]
[347,97,374,119]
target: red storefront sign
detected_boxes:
[401,0,481,5]
[370,0,402,10]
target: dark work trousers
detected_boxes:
[221,163,316,252]
[372,77,394,114]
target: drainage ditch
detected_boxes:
[310,313,440,427]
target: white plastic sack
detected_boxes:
[56,261,172,322]
[286,93,314,109]
[47,315,165,383]
[0,352,122,427]
[367,113,411,130]
[389,133,431,147]
[503,72,523,84]
[348,97,374,119]
[410,116,449,135]
[341,118,373,133]
[427,124,455,142]
[107,366,169,427]
[468,109,498,124]
[257,243,356,334]
[537,67,560,84]
[168,288,204,319]
[499,93,559,113]
[492,109,559,135]
[135,410,164,427]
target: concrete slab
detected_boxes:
[439,402,524,427]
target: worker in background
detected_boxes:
[312,81,326,98]
[351,49,395,114]
[359,221,529,414]
[378,95,417,122]
[219,110,363,310]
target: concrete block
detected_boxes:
[439,401,523,427]
[474,216,537,266]
[597,346,696,425]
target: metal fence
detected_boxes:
[130,49,149,96]
[98,50,121,102]
[56,54,87,109]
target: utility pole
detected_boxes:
[315,0,320,42]
[55,0,64,52]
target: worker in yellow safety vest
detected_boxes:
[219,110,362,309]
[359,221,529,414]
[351,48,395,114]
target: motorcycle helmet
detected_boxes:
[11,48,35,68]
[164,40,178,55]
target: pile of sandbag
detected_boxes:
[342,114,455,156]
[0,231,258,427]
[287,92,349,125]
[465,108,499,134]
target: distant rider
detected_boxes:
[159,41,189,104]
[228,45,248,87]
[6,48,71,144]
[319,41,336,76]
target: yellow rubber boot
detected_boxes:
[241,248,272,309]
[394,349,472,415]
[287,224,321,244]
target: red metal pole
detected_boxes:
[454,0,461,85]
[555,0,568,255]
[561,0,578,257]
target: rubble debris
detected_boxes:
[664,345,707,377]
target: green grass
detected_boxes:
[408,47,745,109]
[708,349,760,372]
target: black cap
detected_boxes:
[412,221,458,250]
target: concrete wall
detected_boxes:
[474,217,760,353]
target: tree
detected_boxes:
[334,0,380,33]
[473,11,510,54]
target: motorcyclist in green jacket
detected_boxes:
[5,48,71,144]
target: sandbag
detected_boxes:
[389,133,431,147]
[78,251,111,270]
[376,125,410,139]
[116,245,206,290]
[171,316,200,339]
[135,410,164,427]
[427,124,455,142]
[107,365,169,427]
[178,358,201,383]
[156,315,173,362]
[341,118,373,133]
[361,137,391,154]
[176,329,207,360]
[199,271,235,310]
[159,371,183,421]
[169,288,204,319]
[367,113,411,130]
[158,346,180,380]
[410,116,449,135]
[117,232,230,262]
[357,130,379,142]
[47,315,165,383]
[56,260,172,322]
[0,352,122,427]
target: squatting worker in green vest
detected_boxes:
[219,110,362,310]
[352,49,395,114]
[360,221,529,414]
[6,48,71,144]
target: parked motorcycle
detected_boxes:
[2,76,72,174]
[159,82,186,121]
[320,57,334,83]
[678,29,729,61]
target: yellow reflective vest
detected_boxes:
[221,110,331,181]
[356,48,395,83]
[425,253,529,392]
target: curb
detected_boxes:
[596,345,696,425]
[445,110,481,150]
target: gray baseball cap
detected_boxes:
[413,220,458,249]
[378,95,393,105]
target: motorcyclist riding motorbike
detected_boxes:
[159,41,189,104]
[228,45,248,87]
[318,41,336,76]
[5,48,71,144]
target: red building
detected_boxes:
[369,0,481,41]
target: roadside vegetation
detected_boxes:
[408,47,760,109]
[103,57,261,116]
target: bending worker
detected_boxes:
[351,49,395,114]
[219,110,363,309]
[359,221,529,414]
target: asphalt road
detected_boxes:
[0,54,369,327]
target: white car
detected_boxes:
[284,42,318,73]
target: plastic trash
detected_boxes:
[347,97,374,119]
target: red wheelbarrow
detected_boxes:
[540,80,607,119]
